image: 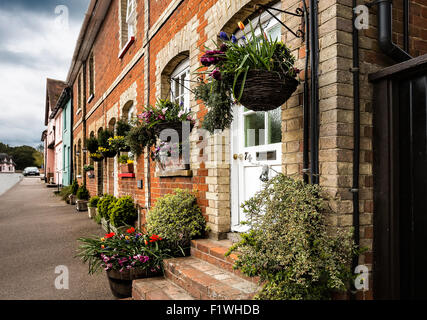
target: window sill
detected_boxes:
[87,94,94,104]
[156,170,193,178]
[118,36,135,59]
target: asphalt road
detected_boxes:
[0,177,114,300]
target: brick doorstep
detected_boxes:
[132,239,261,300]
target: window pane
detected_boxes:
[245,112,265,147]
[268,107,282,144]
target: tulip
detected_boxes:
[238,21,245,30]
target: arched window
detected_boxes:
[170,59,190,111]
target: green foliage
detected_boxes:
[88,196,100,208]
[0,142,42,170]
[94,212,102,224]
[196,21,298,132]
[97,194,117,220]
[146,189,207,255]
[83,164,94,172]
[76,184,90,200]
[109,196,138,227]
[194,77,234,133]
[125,124,157,157]
[59,185,73,202]
[70,180,79,195]
[97,128,114,148]
[226,175,358,300]
[116,119,132,137]
[85,137,99,154]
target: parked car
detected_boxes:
[23,167,40,176]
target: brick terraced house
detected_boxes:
[51,0,427,299]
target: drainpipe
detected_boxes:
[377,0,411,62]
[309,0,319,185]
[403,0,409,53]
[302,0,310,184]
[351,0,361,297]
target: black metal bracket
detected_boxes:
[254,4,306,40]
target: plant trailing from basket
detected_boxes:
[76,184,90,201]
[86,136,99,154]
[109,196,138,228]
[98,128,114,148]
[116,119,132,137]
[196,20,300,131]
[98,146,116,158]
[76,228,171,274]
[125,99,195,156]
[150,141,182,170]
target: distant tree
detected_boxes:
[0,142,43,170]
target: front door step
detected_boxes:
[132,239,260,300]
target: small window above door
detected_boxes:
[170,59,190,111]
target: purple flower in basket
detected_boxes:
[219,31,229,41]
[210,69,222,81]
[231,35,237,44]
[157,114,165,121]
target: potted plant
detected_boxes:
[69,180,79,205]
[88,196,100,219]
[146,189,207,257]
[115,120,132,152]
[76,184,90,212]
[77,227,170,298]
[98,128,117,158]
[118,155,134,173]
[109,196,138,234]
[84,164,95,178]
[195,21,300,133]
[59,185,73,204]
[90,151,104,162]
[97,195,117,232]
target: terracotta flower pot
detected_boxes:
[106,268,163,299]
[120,163,134,174]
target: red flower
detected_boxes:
[127,227,135,234]
[105,232,115,239]
[149,234,163,242]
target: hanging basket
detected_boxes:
[154,121,195,142]
[91,156,104,162]
[102,150,117,158]
[235,70,299,112]
[119,145,131,152]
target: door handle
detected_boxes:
[233,154,243,160]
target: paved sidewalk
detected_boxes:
[0,177,114,300]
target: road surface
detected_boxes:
[0,177,114,300]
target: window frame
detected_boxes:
[170,59,190,111]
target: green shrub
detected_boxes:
[85,137,99,154]
[109,196,138,227]
[146,189,207,254]
[76,184,90,200]
[226,175,358,300]
[97,195,117,220]
[70,180,79,195]
[59,186,73,202]
[88,196,100,208]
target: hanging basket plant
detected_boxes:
[195,21,300,132]
[90,152,104,162]
[108,136,131,153]
[98,147,117,158]
[115,120,132,152]
[86,136,99,154]
[98,128,116,158]
[125,99,195,157]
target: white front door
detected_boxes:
[230,106,282,232]
[230,10,283,232]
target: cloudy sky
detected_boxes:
[0,0,90,147]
